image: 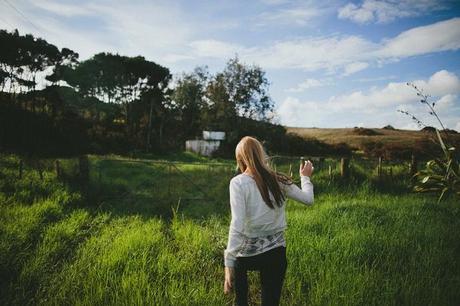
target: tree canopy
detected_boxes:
[0,28,340,157]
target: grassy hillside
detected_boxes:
[1,154,459,305]
[286,126,460,151]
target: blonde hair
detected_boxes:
[235,136,293,209]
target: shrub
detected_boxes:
[400,82,460,202]
[352,127,381,136]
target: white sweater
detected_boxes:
[224,173,314,267]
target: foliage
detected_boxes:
[400,82,460,203]
[359,138,442,160]
[171,67,209,140]
[382,124,395,130]
[1,29,308,157]
[413,129,460,203]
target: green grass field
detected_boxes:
[1,153,459,305]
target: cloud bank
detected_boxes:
[277,70,460,130]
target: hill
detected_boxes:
[286,126,460,154]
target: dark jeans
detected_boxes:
[234,246,287,306]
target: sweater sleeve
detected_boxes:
[283,175,314,205]
[224,178,247,268]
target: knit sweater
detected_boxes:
[224,173,314,267]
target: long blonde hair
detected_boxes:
[235,136,293,209]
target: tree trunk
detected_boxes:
[159,119,164,149]
[146,97,154,152]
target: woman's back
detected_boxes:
[223,136,315,306]
[229,173,314,239]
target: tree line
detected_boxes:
[0,29,351,157]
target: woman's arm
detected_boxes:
[283,175,314,205]
[224,178,247,267]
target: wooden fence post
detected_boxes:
[18,159,23,179]
[377,156,383,178]
[328,164,332,181]
[318,157,324,171]
[340,157,349,177]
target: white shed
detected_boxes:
[202,131,225,141]
[186,131,226,156]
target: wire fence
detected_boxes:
[8,154,421,212]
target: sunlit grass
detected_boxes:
[1,154,459,305]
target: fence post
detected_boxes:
[328,164,332,181]
[318,157,324,171]
[289,163,293,178]
[410,154,417,178]
[79,155,89,183]
[55,160,61,179]
[340,157,349,177]
[377,156,383,178]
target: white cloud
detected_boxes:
[32,0,94,17]
[246,35,377,72]
[187,18,460,76]
[4,0,459,78]
[455,122,460,132]
[412,70,460,97]
[338,3,374,24]
[276,96,325,127]
[435,94,457,112]
[2,0,204,63]
[353,75,397,82]
[189,40,245,59]
[338,0,448,24]
[327,70,460,111]
[343,62,369,76]
[377,18,460,59]
[285,78,331,92]
[276,70,460,128]
[255,7,321,26]
[90,1,192,55]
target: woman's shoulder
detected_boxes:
[230,173,254,186]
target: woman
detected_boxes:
[223,136,314,306]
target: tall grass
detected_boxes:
[1,154,459,305]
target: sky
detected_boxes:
[1,0,460,131]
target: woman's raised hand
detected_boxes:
[300,160,314,177]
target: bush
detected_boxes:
[382,125,395,130]
[352,127,381,136]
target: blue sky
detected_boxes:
[1,0,460,130]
